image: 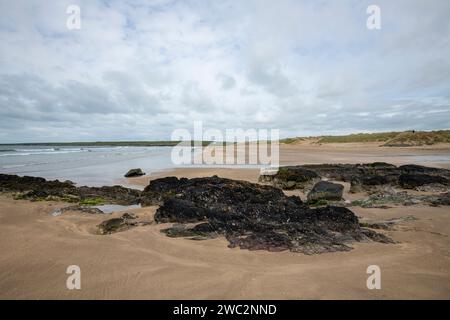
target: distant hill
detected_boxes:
[282,130,450,146]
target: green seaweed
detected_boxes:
[79,197,105,206]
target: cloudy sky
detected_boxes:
[0,0,449,143]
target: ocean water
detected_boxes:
[0,145,179,187]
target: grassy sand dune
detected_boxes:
[281,130,450,147]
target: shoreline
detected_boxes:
[122,142,450,189]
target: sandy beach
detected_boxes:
[1,143,450,299]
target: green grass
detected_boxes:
[382,130,450,146]
[308,199,329,207]
[317,130,450,145]
[318,132,399,143]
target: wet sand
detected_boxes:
[1,143,450,299]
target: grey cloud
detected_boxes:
[0,0,449,143]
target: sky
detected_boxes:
[0,0,449,143]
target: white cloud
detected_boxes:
[0,0,449,142]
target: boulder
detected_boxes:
[124,168,145,178]
[307,181,344,202]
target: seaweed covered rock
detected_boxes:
[98,213,150,234]
[262,163,450,192]
[304,162,398,182]
[142,176,393,254]
[398,164,448,175]
[398,174,449,189]
[258,166,320,190]
[0,174,141,205]
[76,185,141,205]
[307,181,344,203]
[349,175,395,193]
[0,174,76,197]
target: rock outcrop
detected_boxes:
[0,174,141,205]
[398,174,448,189]
[259,163,450,193]
[141,176,393,254]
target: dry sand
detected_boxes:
[1,143,450,299]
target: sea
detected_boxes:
[0,145,180,188]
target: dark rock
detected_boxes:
[398,174,448,189]
[278,163,450,193]
[141,176,189,205]
[259,166,320,190]
[399,164,445,175]
[142,176,393,254]
[364,162,398,169]
[307,181,344,202]
[0,174,76,196]
[161,223,218,240]
[124,168,145,178]
[350,175,393,193]
[303,163,398,182]
[98,218,127,234]
[0,174,141,205]
[76,185,141,205]
[98,213,151,235]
